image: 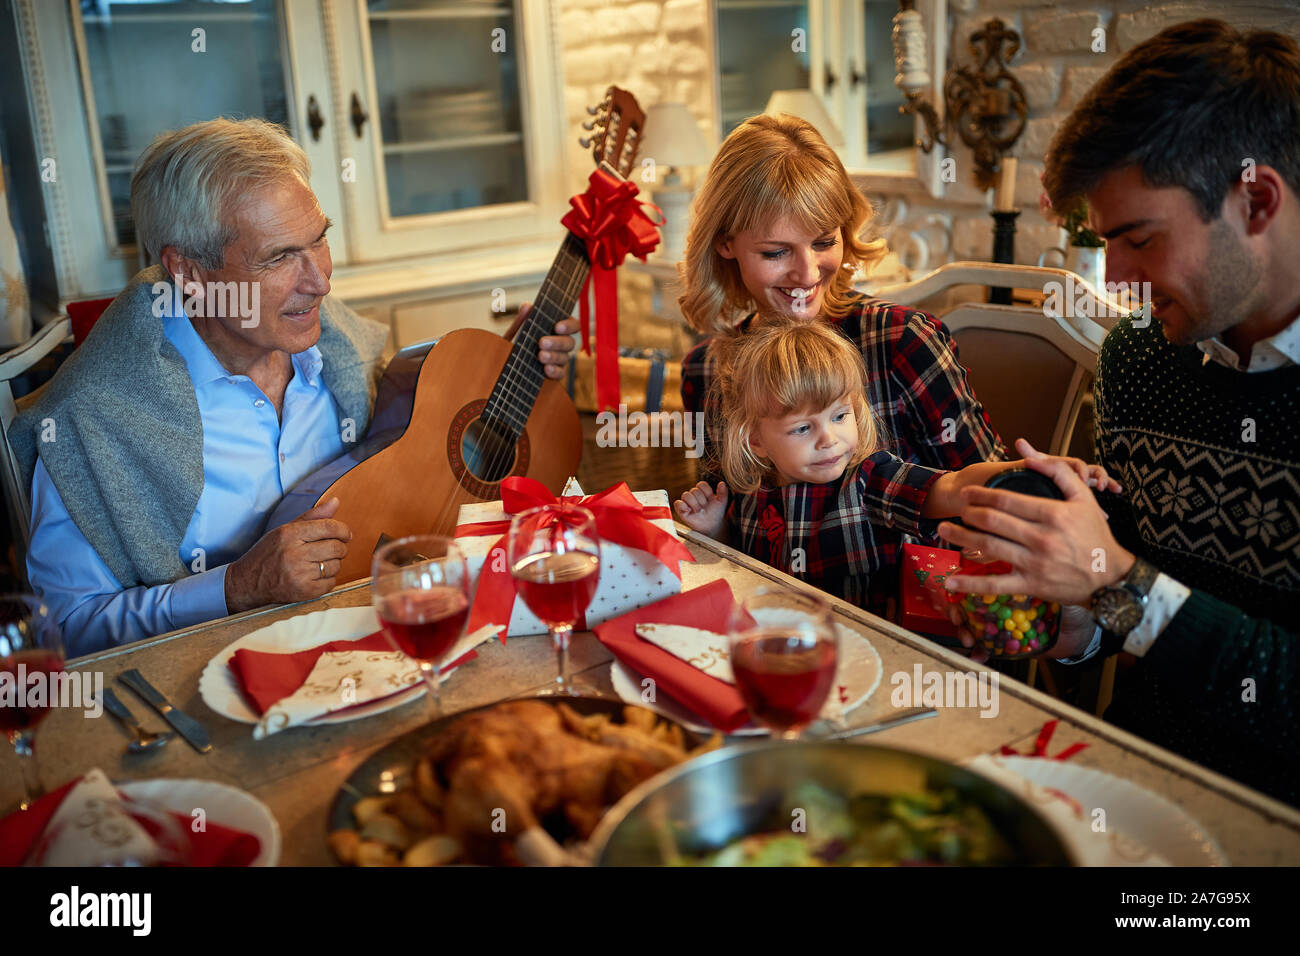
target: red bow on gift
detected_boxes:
[561,168,663,413]
[1000,719,1089,761]
[454,476,693,636]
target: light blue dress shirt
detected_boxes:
[26,307,345,657]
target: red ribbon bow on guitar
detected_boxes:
[561,168,662,413]
[455,476,693,636]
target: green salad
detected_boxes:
[686,782,1013,866]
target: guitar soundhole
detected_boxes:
[463,418,517,482]
[448,399,530,499]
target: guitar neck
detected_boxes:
[483,232,591,436]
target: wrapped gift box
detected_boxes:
[568,350,684,413]
[455,480,690,637]
[900,544,961,642]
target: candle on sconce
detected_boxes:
[994,158,1018,211]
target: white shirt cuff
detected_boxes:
[1058,624,1103,665]
[1121,572,1192,658]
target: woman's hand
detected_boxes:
[673,481,729,540]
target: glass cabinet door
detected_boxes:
[716,0,811,137]
[365,0,526,219]
[73,0,294,252]
[859,0,911,162]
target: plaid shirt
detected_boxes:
[726,452,944,617]
[681,293,1007,478]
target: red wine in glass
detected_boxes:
[1,594,64,811]
[507,503,602,696]
[377,587,469,663]
[0,649,65,734]
[371,536,470,719]
[511,551,600,627]
[733,629,837,732]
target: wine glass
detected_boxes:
[1,594,64,812]
[507,503,601,697]
[371,536,471,719]
[727,588,839,740]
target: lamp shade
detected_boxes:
[637,103,713,170]
[763,90,845,148]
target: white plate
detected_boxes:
[118,778,281,867]
[199,606,425,727]
[990,756,1228,866]
[610,622,882,736]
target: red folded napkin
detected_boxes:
[228,631,477,715]
[593,579,752,733]
[0,776,261,867]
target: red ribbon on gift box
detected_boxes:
[454,476,694,637]
[561,168,662,413]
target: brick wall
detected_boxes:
[936,0,1300,267]
[557,0,715,196]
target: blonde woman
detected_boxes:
[679,113,1005,480]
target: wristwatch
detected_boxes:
[1089,557,1159,638]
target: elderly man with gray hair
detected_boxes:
[12,118,577,657]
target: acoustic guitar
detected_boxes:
[267,87,649,584]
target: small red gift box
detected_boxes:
[900,544,961,640]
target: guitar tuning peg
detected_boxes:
[586,105,599,115]
[578,136,592,148]
[581,120,595,131]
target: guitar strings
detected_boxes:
[437,140,625,541]
[424,235,589,545]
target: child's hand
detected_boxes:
[1014,438,1122,493]
[673,481,729,540]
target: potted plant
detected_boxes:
[1037,192,1106,291]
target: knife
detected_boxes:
[117,669,212,754]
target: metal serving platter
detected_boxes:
[589,741,1077,866]
[327,695,706,851]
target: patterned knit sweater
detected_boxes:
[1093,314,1299,806]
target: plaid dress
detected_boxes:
[681,293,1007,476]
[726,452,944,617]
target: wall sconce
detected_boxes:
[892,2,1027,188]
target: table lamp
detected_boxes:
[763,89,845,148]
[636,103,713,261]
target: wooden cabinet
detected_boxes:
[9,0,569,306]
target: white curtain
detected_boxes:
[0,133,31,347]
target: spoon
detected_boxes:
[101,687,174,753]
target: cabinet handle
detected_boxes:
[825,62,837,92]
[306,95,325,142]
[350,92,369,138]
[849,61,864,89]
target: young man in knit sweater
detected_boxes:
[938,19,1300,808]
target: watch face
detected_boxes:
[1095,589,1143,635]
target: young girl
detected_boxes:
[673,320,1118,617]
[679,113,1005,481]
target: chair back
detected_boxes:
[870,261,1112,457]
[66,297,115,347]
[0,317,73,586]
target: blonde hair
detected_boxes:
[713,318,884,493]
[131,117,312,269]
[678,113,885,335]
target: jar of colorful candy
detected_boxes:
[944,560,1061,658]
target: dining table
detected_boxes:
[8,527,1300,867]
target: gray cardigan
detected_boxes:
[12,266,389,589]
